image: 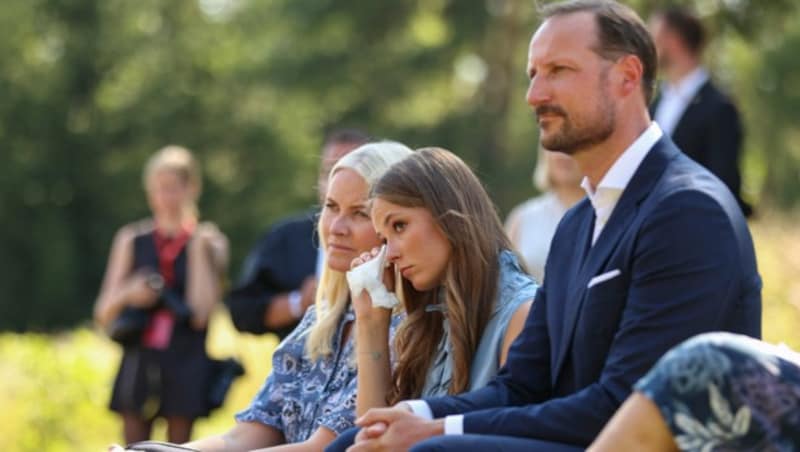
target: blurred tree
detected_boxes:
[0,0,309,331]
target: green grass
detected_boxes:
[1,212,798,451]
[748,211,800,348]
[0,314,280,451]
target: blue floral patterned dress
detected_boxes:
[636,332,800,451]
[236,304,400,443]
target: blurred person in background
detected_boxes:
[225,129,370,339]
[505,146,583,283]
[94,145,229,444]
[649,7,753,217]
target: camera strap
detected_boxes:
[142,224,194,350]
[152,223,194,287]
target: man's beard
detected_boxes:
[536,70,615,155]
[537,102,615,155]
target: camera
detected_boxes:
[107,272,192,346]
[207,357,245,410]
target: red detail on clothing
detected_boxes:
[142,308,175,349]
[152,224,193,287]
[142,223,194,349]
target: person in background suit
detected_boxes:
[649,7,753,217]
[342,1,761,451]
[226,129,370,338]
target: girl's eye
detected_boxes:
[392,221,406,233]
[355,210,370,218]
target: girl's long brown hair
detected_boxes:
[372,147,513,404]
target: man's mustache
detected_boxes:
[535,105,567,118]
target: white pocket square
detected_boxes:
[587,269,621,289]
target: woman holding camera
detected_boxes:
[94,145,229,444]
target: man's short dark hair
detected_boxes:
[540,0,658,104]
[656,7,706,56]
[322,128,371,151]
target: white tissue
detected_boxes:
[346,245,399,309]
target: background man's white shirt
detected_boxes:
[653,67,708,136]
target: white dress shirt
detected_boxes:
[581,122,663,245]
[404,122,664,435]
[653,67,708,136]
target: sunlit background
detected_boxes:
[1,0,800,449]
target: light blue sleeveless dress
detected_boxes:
[421,249,538,396]
[324,250,538,452]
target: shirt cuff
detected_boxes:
[288,290,304,318]
[443,415,464,435]
[403,400,433,420]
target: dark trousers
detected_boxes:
[410,435,584,452]
[326,427,584,452]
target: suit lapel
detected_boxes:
[571,203,595,280]
[551,137,679,384]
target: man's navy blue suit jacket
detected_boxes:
[423,137,762,447]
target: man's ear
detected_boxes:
[615,54,644,98]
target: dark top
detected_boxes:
[226,211,318,338]
[109,226,210,418]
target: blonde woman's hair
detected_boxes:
[143,145,202,218]
[305,141,413,360]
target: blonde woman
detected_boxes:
[94,146,228,444]
[177,142,412,451]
